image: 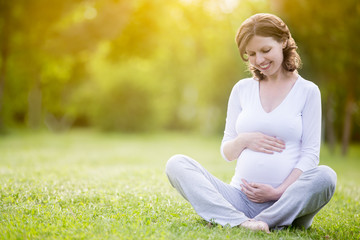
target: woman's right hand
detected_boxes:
[240,132,285,154]
[222,132,286,161]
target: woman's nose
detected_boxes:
[255,54,265,65]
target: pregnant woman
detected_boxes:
[165,13,336,232]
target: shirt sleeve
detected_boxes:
[220,82,242,161]
[295,84,322,172]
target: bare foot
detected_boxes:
[239,219,270,233]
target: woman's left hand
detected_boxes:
[240,179,282,203]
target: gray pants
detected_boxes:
[165,154,337,229]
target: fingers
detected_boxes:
[241,179,252,188]
[264,136,285,146]
[241,186,263,203]
[241,179,267,203]
[240,179,250,193]
[257,145,282,154]
[245,132,286,154]
[259,147,276,154]
[241,180,260,193]
[241,179,257,195]
[260,135,285,153]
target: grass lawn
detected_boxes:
[0,130,359,239]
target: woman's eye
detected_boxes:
[248,53,255,56]
[263,49,271,53]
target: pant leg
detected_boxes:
[165,154,251,227]
[254,165,337,229]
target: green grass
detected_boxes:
[0,130,359,239]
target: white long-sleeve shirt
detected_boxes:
[221,76,321,188]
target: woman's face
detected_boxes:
[245,35,285,78]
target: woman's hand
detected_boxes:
[222,132,285,161]
[241,169,303,203]
[240,179,282,203]
[241,132,285,154]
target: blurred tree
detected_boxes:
[66,0,251,133]
[0,0,83,131]
[44,0,135,131]
[0,0,270,134]
[0,0,12,131]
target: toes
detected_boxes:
[240,220,270,233]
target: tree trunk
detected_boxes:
[0,47,6,131]
[325,94,336,153]
[0,0,10,131]
[341,94,356,156]
[28,77,42,130]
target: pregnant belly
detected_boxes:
[234,148,299,187]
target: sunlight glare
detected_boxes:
[220,0,239,13]
[84,6,97,20]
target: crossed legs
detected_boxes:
[166,154,336,231]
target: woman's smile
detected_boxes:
[259,62,271,71]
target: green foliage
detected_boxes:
[92,79,154,132]
[1,0,360,143]
[272,0,360,145]
[0,131,359,239]
[0,0,257,133]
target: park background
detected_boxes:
[1,0,360,153]
[1,0,360,239]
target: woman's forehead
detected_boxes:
[246,36,279,51]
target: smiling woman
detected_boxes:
[235,13,301,81]
[166,13,337,233]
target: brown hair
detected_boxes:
[235,13,301,80]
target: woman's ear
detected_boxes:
[282,40,287,49]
